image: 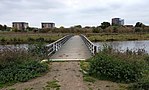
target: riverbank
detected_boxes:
[1,33,149,45]
[0,33,66,45]
[86,33,149,42]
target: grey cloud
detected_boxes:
[0,0,149,27]
[0,0,66,10]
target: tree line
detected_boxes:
[1,22,149,33]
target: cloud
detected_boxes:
[0,0,149,27]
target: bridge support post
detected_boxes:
[55,43,57,51]
[94,46,97,55]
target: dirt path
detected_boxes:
[1,62,124,90]
[2,62,88,90]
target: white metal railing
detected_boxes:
[80,35,99,55]
[46,35,73,56]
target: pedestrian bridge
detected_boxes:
[46,35,98,61]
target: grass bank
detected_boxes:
[86,33,149,42]
[1,33,149,44]
[80,45,149,90]
[0,33,66,45]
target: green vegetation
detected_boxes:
[0,33,64,45]
[0,24,11,31]
[88,53,147,83]
[43,80,61,90]
[1,33,149,45]
[100,22,111,29]
[135,22,145,27]
[9,88,16,90]
[80,45,149,89]
[28,42,48,59]
[87,33,149,42]
[80,61,90,72]
[0,45,49,88]
[83,75,96,83]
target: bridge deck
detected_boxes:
[50,35,92,60]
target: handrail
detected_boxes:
[80,34,98,55]
[46,35,73,56]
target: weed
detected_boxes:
[9,88,16,90]
[83,75,96,83]
[44,80,61,90]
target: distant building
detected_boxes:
[41,23,55,29]
[12,22,28,31]
[112,18,124,26]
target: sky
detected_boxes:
[0,0,148,28]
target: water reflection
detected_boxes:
[94,40,149,53]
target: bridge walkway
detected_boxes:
[50,35,92,60]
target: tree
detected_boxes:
[27,27,35,31]
[101,22,111,29]
[135,22,145,27]
[0,24,3,30]
[74,25,82,28]
[3,25,7,30]
[92,27,100,33]
[60,26,64,29]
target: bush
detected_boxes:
[129,81,149,90]
[28,42,48,59]
[0,60,48,83]
[88,52,148,83]
[0,47,48,88]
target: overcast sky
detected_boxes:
[0,0,148,27]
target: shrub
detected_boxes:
[88,52,148,83]
[0,47,48,88]
[0,60,48,83]
[129,81,149,90]
[28,42,48,59]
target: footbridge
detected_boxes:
[46,35,99,61]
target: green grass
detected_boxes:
[24,88,33,90]
[80,61,90,72]
[1,33,149,44]
[9,88,16,90]
[0,33,65,45]
[87,33,149,42]
[83,75,96,83]
[43,80,61,90]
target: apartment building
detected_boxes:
[41,23,55,29]
[12,22,28,31]
[112,18,124,26]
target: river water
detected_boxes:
[0,44,28,50]
[93,40,149,53]
[0,40,149,53]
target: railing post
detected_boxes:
[52,44,55,51]
[94,45,97,55]
[55,43,58,51]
